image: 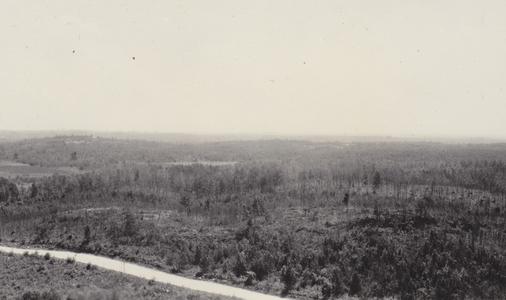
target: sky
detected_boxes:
[1,0,506,138]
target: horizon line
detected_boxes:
[1,129,506,143]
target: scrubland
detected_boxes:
[0,251,232,300]
[0,136,505,299]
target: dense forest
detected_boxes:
[1,136,505,299]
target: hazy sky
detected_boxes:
[1,1,506,137]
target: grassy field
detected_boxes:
[0,252,233,300]
[1,136,505,299]
[0,160,81,179]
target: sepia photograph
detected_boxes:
[1,1,506,299]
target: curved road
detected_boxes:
[0,245,288,300]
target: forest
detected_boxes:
[0,136,505,299]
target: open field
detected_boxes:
[1,136,506,299]
[0,161,81,179]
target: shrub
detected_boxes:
[232,255,247,277]
[330,267,344,296]
[122,211,138,237]
[83,225,91,243]
[349,273,362,296]
[66,256,75,264]
[281,265,297,295]
[21,290,61,300]
[250,255,272,281]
